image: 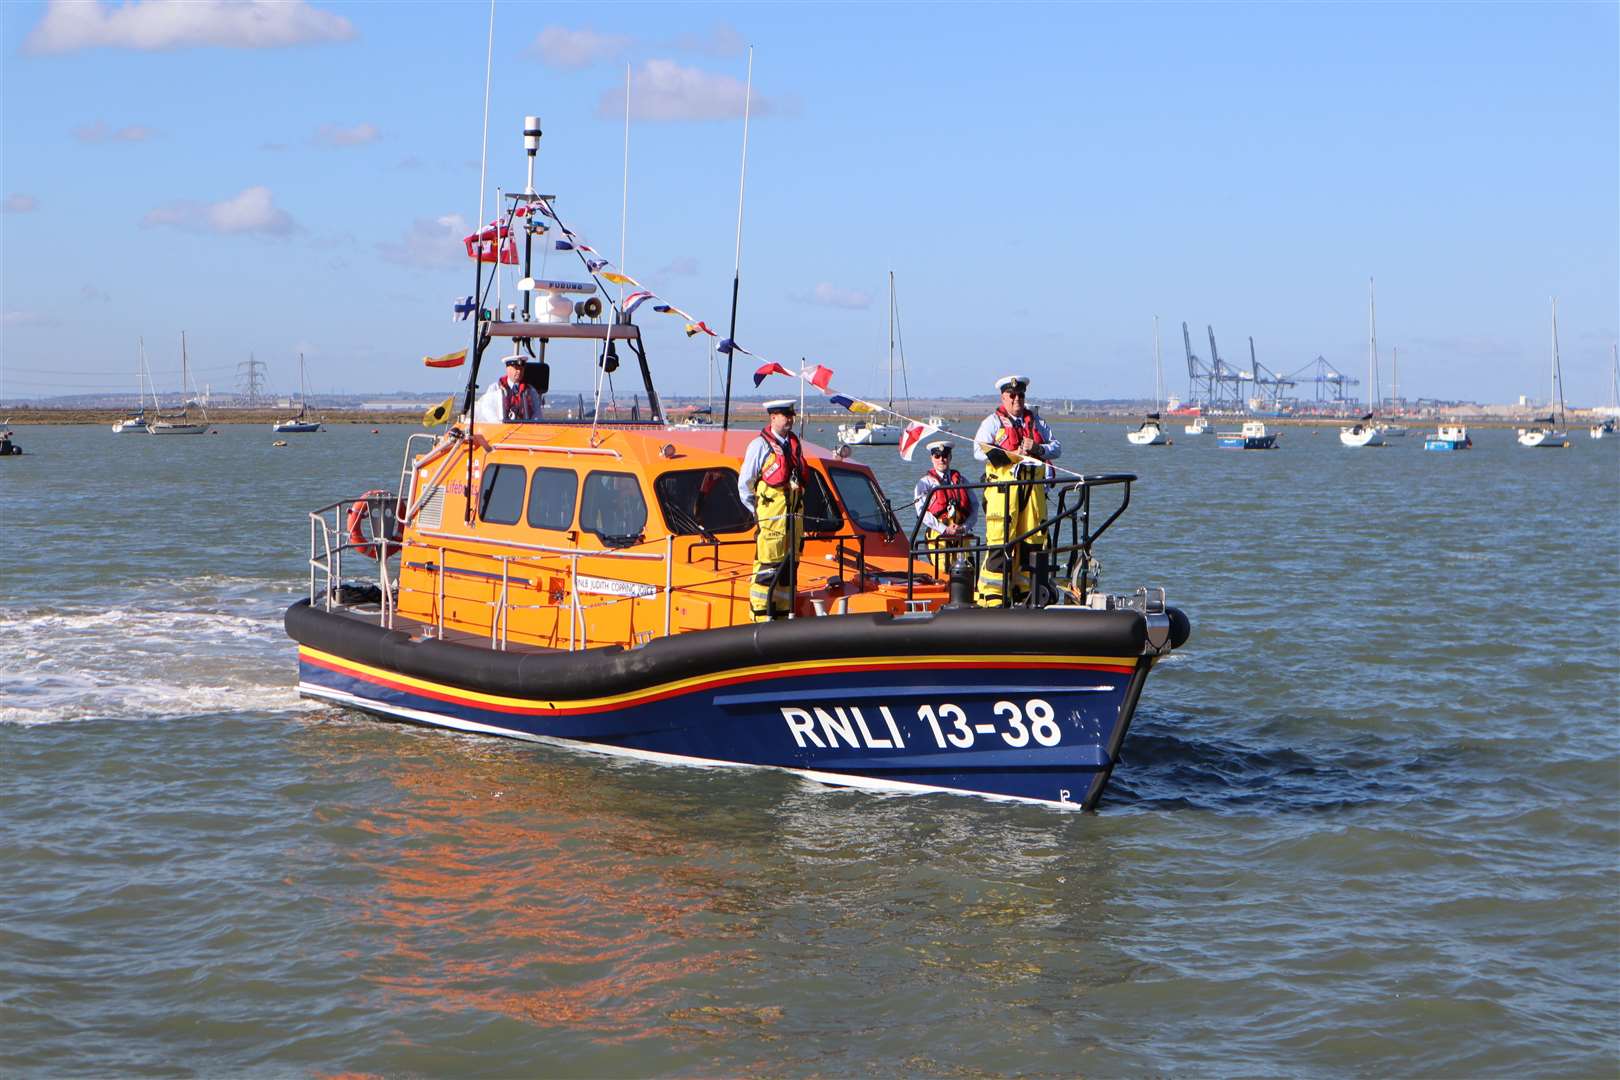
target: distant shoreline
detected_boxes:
[0,408,1569,430]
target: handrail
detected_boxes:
[903,473,1135,607]
[487,441,624,458]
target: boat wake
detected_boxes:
[0,603,299,727]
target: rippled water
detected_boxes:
[3,421,1616,1076]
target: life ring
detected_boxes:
[346,489,396,559]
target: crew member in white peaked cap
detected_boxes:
[913,439,976,579]
[738,400,807,621]
[972,375,1061,606]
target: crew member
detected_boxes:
[473,355,542,423]
[737,399,806,622]
[972,374,1061,606]
[912,440,975,579]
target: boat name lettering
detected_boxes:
[779,699,1062,751]
[574,575,657,598]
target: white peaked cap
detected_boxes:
[995,374,1030,392]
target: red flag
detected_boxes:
[899,422,939,461]
[465,235,518,264]
[753,362,792,387]
[805,363,835,390]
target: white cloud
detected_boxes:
[24,0,356,54]
[793,283,873,310]
[144,185,297,235]
[599,59,773,122]
[73,121,157,143]
[668,23,746,58]
[2,311,58,327]
[4,194,39,213]
[375,213,470,268]
[532,26,631,69]
[314,122,379,147]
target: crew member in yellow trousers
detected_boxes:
[737,400,806,621]
[972,375,1062,606]
[912,440,975,579]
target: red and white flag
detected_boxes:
[804,363,835,390]
[899,422,940,461]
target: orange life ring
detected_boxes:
[346,489,394,559]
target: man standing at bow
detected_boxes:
[737,399,807,622]
[473,355,542,423]
[972,374,1061,606]
[913,440,975,580]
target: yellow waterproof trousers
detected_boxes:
[750,480,804,621]
[975,460,1047,607]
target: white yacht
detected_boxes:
[837,272,906,447]
[1126,317,1171,446]
[1340,278,1386,448]
[1516,298,1571,449]
[149,332,211,435]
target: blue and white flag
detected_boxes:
[453,295,476,322]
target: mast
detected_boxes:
[720,46,754,432]
[1611,342,1618,411]
[886,270,895,412]
[1152,315,1162,412]
[1367,277,1378,415]
[1551,296,1565,426]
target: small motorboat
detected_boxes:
[1423,424,1472,451]
[0,428,21,456]
[1182,416,1209,435]
[1126,414,1169,446]
[1589,418,1614,440]
[1217,420,1278,449]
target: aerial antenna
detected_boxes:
[720,46,754,432]
[461,0,497,522]
[591,62,633,445]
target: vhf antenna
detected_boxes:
[521,115,541,321]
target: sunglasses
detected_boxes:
[930,450,951,458]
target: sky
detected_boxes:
[2,0,1617,408]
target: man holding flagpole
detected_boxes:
[737,399,807,622]
[973,375,1061,606]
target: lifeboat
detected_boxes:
[283,122,1190,811]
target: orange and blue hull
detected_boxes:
[288,601,1188,810]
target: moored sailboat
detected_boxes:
[1591,344,1617,440]
[111,340,154,433]
[1126,316,1170,446]
[1341,278,1386,448]
[149,331,210,435]
[272,353,323,433]
[837,272,904,447]
[1516,298,1570,449]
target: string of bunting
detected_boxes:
[445,198,1083,478]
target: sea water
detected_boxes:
[2,421,1616,1076]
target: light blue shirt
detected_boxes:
[972,409,1061,467]
[737,432,776,514]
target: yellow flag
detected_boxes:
[422,395,455,427]
[423,348,467,368]
[600,271,638,286]
[848,400,879,414]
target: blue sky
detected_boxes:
[2,1,1616,407]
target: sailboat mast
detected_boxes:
[1152,315,1162,412]
[886,270,894,411]
[1551,296,1565,425]
[1392,346,1399,412]
[1367,277,1378,413]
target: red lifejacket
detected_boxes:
[992,407,1043,452]
[926,469,971,521]
[500,376,533,420]
[758,429,804,488]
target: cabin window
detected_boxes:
[526,466,578,531]
[827,467,898,534]
[478,463,527,525]
[580,471,648,546]
[802,469,844,534]
[654,468,751,535]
